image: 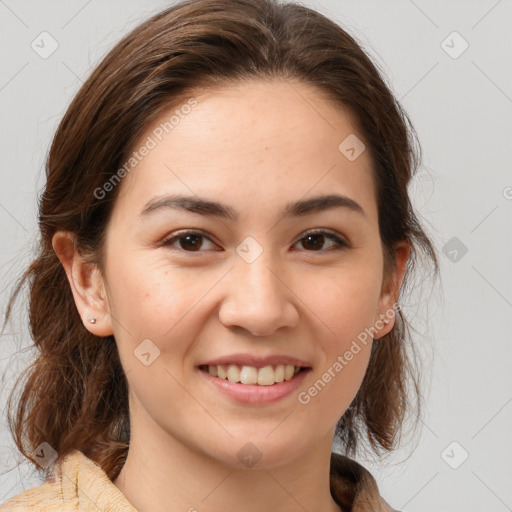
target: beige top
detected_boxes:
[0,449,399,511]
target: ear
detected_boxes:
[52,231,114,337]
[373,240,410,338]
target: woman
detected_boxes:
[0,0,439,510]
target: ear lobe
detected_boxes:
[375,240,411,337]
[52,231,113,337]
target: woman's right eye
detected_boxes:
[161,230,217,252]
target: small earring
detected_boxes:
[87,316,97,324]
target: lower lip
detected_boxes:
[197,367,311,404]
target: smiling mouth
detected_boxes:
[198,364,309,386]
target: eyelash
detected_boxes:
[160,228,349,254]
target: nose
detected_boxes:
[218,252,299,337]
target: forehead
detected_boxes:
[112,79,377,223]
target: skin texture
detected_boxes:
[53,79,409,512]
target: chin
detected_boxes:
[203,435,308,470]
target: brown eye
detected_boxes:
[176,233,203,251]
[161,231,216,252]
[301,233,325,251]
[296,230,348,252]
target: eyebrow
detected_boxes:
[139,193,365,220]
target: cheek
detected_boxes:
[105,252,211,361]
[294,263,380,408]
[295,271,378,425]
[303,263,382,343]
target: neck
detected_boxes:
[113,408,342,512]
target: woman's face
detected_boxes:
[80,79,407,468]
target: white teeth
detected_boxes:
[205,364,302,385]
[217,365,227,380]
[257,366,275,386]
[227,364,241,383]
[274,365,284,383]
[284,365,295,380]
[240,366,258,384]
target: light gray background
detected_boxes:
[1,1,511,510]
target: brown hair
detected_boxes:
[2,0,439,482]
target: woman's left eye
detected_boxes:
[295,230,349,252]
[161,229,349,253]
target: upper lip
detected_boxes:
[199,353,312,369]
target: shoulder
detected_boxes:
[329,452,401,512]
[0,450,94,511]
[0,478,64,511]
[0,449,136,512]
